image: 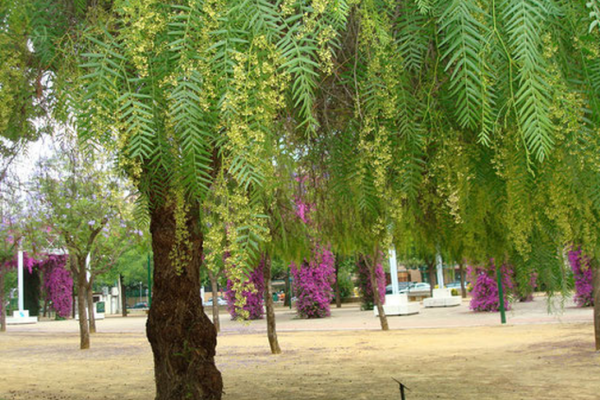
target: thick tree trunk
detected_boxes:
[593,265,600,351]
[0,270,5,332]
[208,270,220,333]
[459,263,467,299]
[263,255,281,354]
[120,274,128,317]
[284,268,291,307]
[146,203,222,400]
[77,276,90,350]
[365,254,388,331]
[87,283,96,333]
[335,260,342,308]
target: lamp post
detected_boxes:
[147,254,152,307]
[139,281,143,303]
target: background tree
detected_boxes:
[31,141,137,348]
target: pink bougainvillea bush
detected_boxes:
[569,249,594,307]
[468,262,514,312]
[225,260,265,320]
[2,253,72,318]
[356,255,386,310]
[291,245,335,319]
[39,255,72,318]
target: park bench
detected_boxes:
[374,293,420,317]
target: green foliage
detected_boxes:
[30,140,141,282]
[11,0,600,307]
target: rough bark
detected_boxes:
[208,270,220,334]
[365,253,388,331]
[593,265,600,351]
[459,263,467,299]
[146,202,222,400]
[77,275,90,350]
[0,270,6,332]
[263,255,281,354]
[120,274,128,317]
[87,282,96,333]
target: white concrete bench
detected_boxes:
[6,310,38,325]
[423,288,461,308]
[374,294,420,317]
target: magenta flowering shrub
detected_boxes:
[294,196,311,224]
[4,252,37,273]
[2,253,72,318]
[225,260,265,320]
[569,249,594,307]
[39,255,72,318]
[468,262,514,312]
[292,245,335,318]
[356,255,386,310]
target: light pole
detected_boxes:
[139,281,143,303]
[147,254,152,307]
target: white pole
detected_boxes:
[118,276,124,313]
[17,249,24,312]
[436,252,445,289]
[85,253,91,281]
[389,247,399,295]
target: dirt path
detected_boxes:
[1,323,599,399]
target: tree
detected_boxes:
[30,141,138,348]
[14,0,600,397]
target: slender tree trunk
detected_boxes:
[120,274,128,317]
[427,261,436,297]
[43,297,48,318]
[284,268,291,307]
[365,253,388,331]
[208,270,220,334]
[0,270,6,332]
[72,282,76,319]
[335,258,342,308]
[459,263,467,299]
[263,255,281,354]
[77,274,90,350]
[146,202,222,400]
[593,265,600,351]
[87,282,96,333]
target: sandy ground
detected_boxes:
[1,297,599,399]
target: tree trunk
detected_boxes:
[593,265,600,351]
[365,254,388,331]
[284,268,291,307]
[263,255,281,354]
[77,275,90,350]
[72,283,76,319]
[43,297,48,318]
[87,282,96,333]
[459,263,467,299]
[427,261,436,297]
[208,270,220,334]
[120,274,128,317]
[146,202,222,400]
[335,259,342,308]
[0,270,6,332]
